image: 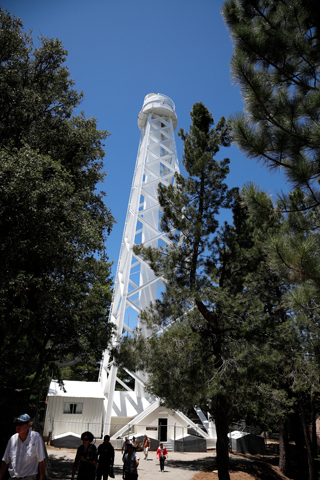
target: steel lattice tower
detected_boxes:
[100,94,180,436]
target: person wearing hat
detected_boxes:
[0,414,45,480]
[71,431,97,480]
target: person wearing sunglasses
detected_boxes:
[0,414,45,480]
[72,431,97,480]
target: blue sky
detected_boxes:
[3,0,288,277]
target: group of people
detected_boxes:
[0,413,169,480]
[71,432,115,480]
[121,434,168,474]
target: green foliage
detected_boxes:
[114,103,297,480]
[222,4,320,476]
[60,356,102,382]
[0,8,114,423]
[222,0,320,311]
[222,0,320,388]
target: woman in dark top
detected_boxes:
[71,431,97,480]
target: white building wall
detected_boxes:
[44,396,104,439]
[109,417,134,438]
[129,407,189,442]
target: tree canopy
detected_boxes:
[222,0,320,310]
[0,8,114,430]
[114,103,299,480]
[222,2,320,478]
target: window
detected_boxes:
[63,403,83,414]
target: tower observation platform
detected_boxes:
[138,93,178,131]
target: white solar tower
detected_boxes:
[100,93,180,436]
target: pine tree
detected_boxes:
[222,0,320,307]
[0,8,114,434]
[222,2,320,478]
[115,103,296,480]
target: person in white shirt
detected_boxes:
[0,414,45,480]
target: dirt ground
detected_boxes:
[191,455,290,480]
[190,443,306,480]
[189,437,313,480]
[47,442,305,480]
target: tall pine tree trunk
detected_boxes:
[279,418,289,476]
[299,397,316,480]
[311,392,317,464]
[215,395,231,480]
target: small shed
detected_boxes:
[43,380,105,441]
[172,434,207,452]
[228,430,265,455]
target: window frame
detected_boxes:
[63,402,83,414]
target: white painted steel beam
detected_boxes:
[100,94,180,436]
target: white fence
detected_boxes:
[46,420,208,451]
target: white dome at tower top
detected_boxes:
[138,93,177,130]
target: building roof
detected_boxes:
[48,380,105,399]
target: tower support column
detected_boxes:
[100,94,179,437]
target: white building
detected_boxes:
[43,380,104,440]
[43,379,214,450]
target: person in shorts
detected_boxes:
[142,435,151,460]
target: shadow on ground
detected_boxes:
[49,455,124,480]
[166,453,255,473]
[166,457,215,472]
[49,454,73,479]
[230,460,289,480]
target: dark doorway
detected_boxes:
[159,418,168,442]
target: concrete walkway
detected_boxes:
[47,446,217,480]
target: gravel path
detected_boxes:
[47,446,217,480]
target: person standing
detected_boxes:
[121,436,130,478]
[97,435,114,480]
[131,436,138,451]
[142,435,151,460]
[123,443,139,480]
[122,436,129,456]
[0,414,45,480]
[156,443,168,472]
[71,431,97,480]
